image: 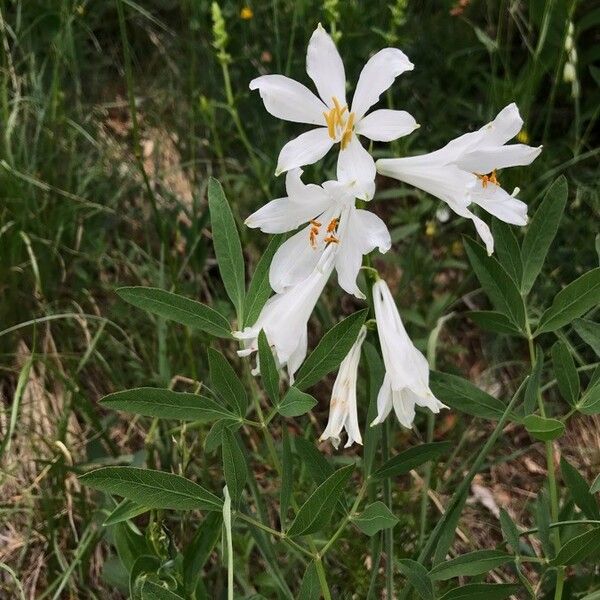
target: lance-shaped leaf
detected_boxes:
[208,348,247,415]
[244,234,283,327]
[521,176,567,294]
[297,562,320,600]
[523,414,565,441]
[463,236,526,330]
[573,318,600,357]
[102,388,236,423]
[373,442,451,479]
[429,550,513,580]
[396,559,435,600]
[183,512,222,595]
[80,466,222,511]
[221,429,247,504]
[536,268,600,335]
[551,527,600,565]
[467,311,522,336]
[104,498,149,526]
[141,581,185,600]
[117,287,232,339]
[294,437,333,484]
[208,177,245,320]
[430,371,507,420]
[591,473,600,494]
[523,346,543,415]
[499,509,520,553]
[552,341,579,406]
[294,310,367,391]
[560,457,600,519]
[287,464,353,537]
[258,329,279,406]
[439,583,521,600]
[578,379,600,414]
[278,387,317,417]
[354,501,398,536]
[492,219,522,285]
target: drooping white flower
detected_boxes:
[376,103,542,254]
[233,252,334,383]
[370,279,446,428]
[249,24,417,199]
[320,325,367,449]
[245,168,391,299]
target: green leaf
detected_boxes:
[287,464,353,537]
[536,268,600,334]
[521,176,567,294]
[523,346,543,415]
[492,219,522,285]
[551,527,600,565]
[590,473,600,494]
[573,318,600,357]
[354,501,398,535]
[208,177,245,320]
[429,550,513,580]
[101,388,236,423]
[430,371,507,420]
[373,441,451,479]
[536,490,553,557]
[433,490,468,565]
[203,419,242,453]
[116,287,231,339]
[208,348,247,415]
[499,508,520,552]
[294,437,333,484]
[466,310,521,336]
[258,330,279,405]
[221,429,247,504]
[560,457,600,519]
[363,341,384,478]
[80,466,222,511]
[552,341,579,406]
[463,236,526,330]
[141,581,184,600]
[244,234,283,327]
[396,559,435,600]
[278,386,317,417]
[297,562,320,600]
[104,498,149,526]
[280,428,293,527]
[294,310,367,390]
[183,512,222,595]
[523,414,565,441]
[113,521,150,573]
[578,379,600,414]
[439,583,521,600]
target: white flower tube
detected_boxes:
[320,325,367,449]
[376,103,542,254]
[233,252,334,383]
[250,24,417,199]
[371,279,446,428]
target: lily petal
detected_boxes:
[276,128,334,175]
[356,109,418,142]
[449,200,495,255]
[337,133,376,200]
[471,183,528,226]
[456,143,542,174]
[306,24,346,107]
[371,374,393,426]
[392,388,416,429]
[245,169,330,233]
[351,48,414,119]
[249,75,328,125]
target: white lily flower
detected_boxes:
[370,279,446,428]
[249,24,417,199]
[245,168,391,299]
[320,325,367,449]
[376,103,542,254]
[233,252,334,383]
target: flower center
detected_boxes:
[309,217,340,248]
[476,170,499,188]
[323,96,355,150]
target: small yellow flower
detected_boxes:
[425,220,437,237]
[240,6,254,20]
[517,129,529,144]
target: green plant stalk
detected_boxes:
[525,318,564,599]
[382,420,394,598]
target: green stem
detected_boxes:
[382,420,394,598]
[314,559,332,600]
[521,519,600,536]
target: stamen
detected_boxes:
[323,111,335,139]
[324,235,339,245]
[310,219,322,227]
[326,218,339,233]
[476,169,499,188]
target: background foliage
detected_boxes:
[1,0,599,598]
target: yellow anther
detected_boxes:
[310,219,322,227]
[323,96,355,145]
[476,170,499,188]
[324,235,339,245]
[326,217,339,233]
[332,96,343,113]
